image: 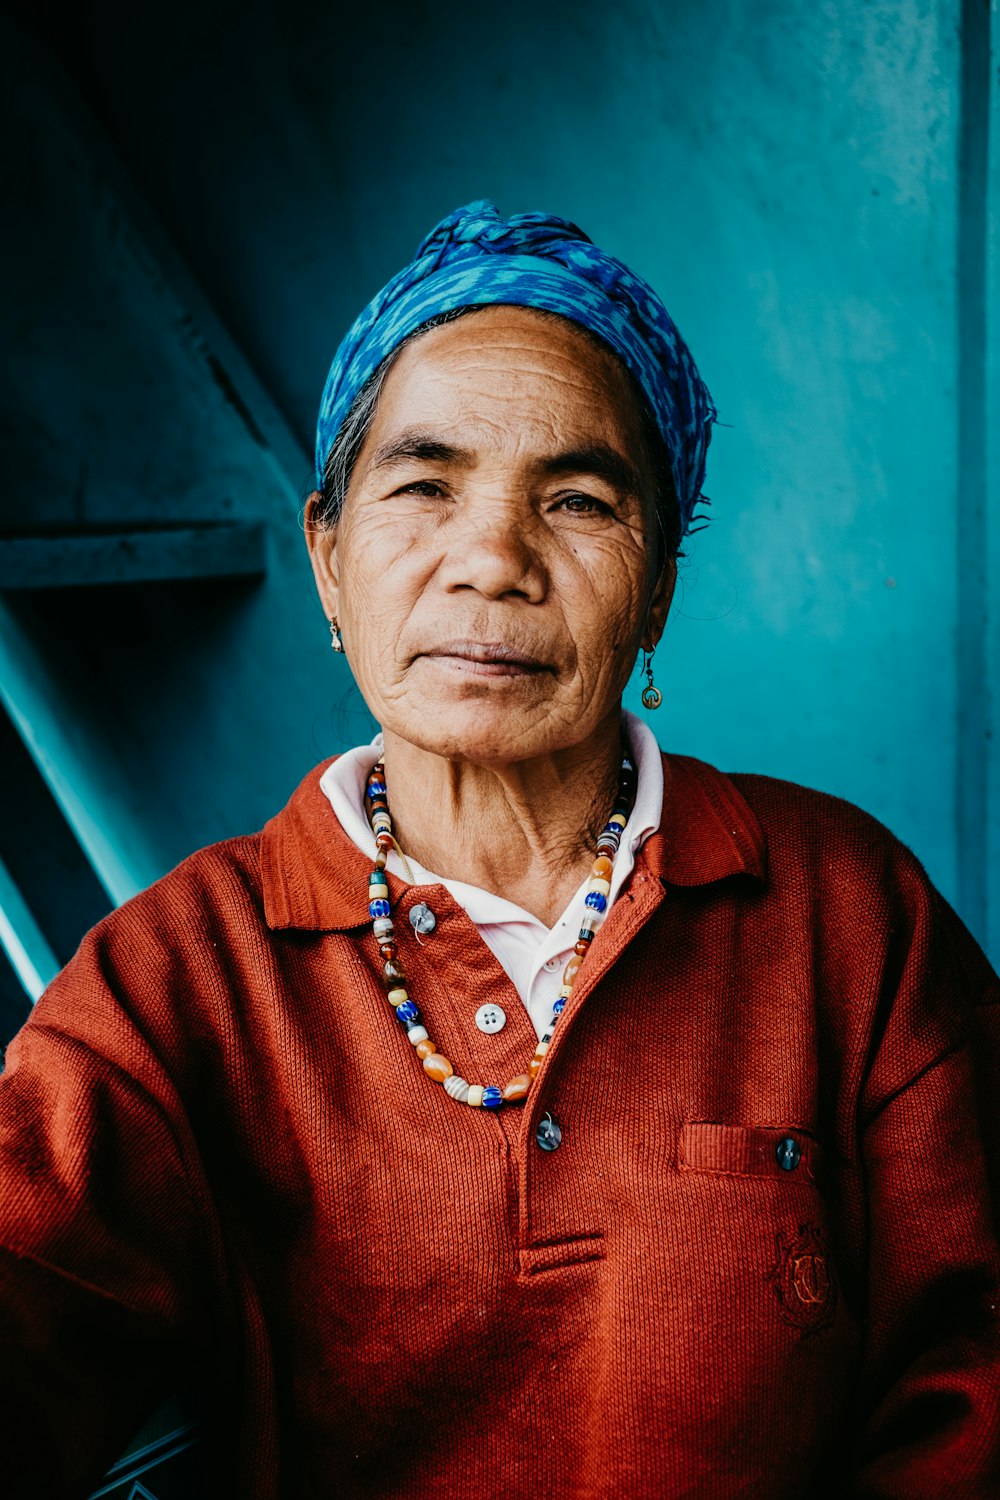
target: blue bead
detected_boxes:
[481,1086,502,1109]
[366,781,387,799]
[395,1000,419,1025]
[369,899,391,918]
[602,822,621,836]
[552,997,566,1015]
[584,891,607,912]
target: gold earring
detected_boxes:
[641,648,662,710]
[329,617,344,653]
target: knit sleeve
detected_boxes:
[849,888,1000,1497]
[0,915,226,1497]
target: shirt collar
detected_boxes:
[260,748,767,933]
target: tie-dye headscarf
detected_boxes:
[314,199,716,538]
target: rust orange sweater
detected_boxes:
[1,754,999,1497]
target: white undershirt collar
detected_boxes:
[319,710,663,1039]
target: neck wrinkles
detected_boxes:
[377,715,626,927]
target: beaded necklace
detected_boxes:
[364,752,637,1109]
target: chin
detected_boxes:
[386,702,569,767]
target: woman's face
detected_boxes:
[307,305,675,766]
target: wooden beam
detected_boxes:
[0,524,266,589]
[0,854,58,1003]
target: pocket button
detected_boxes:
[775,1136,801,1171]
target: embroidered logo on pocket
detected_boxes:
[767,1224,836,1334]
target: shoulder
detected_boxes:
[33,761,345,1039]
[660,751,928,900]
[89,755,344,950]
[723,766,918,877]
[701,761,997,990]
[669,753,912,874]
[666,753,952,949]
[19,761,351,1092]
[84,831,269,963]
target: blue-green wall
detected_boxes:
[1,0,997,976]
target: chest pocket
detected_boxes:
[678,1121,822,1184]
[678,1121,838,1334]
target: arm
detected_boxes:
[0,917,225,1497]
[849,893,1000,1496]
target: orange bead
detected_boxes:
[592,855,613,880]
[574,940,590,956]
[379,943,398,960]
[415,1039,437,1060]
[528,1056,544,1080]
[422,1053,454,1083]
[562,955,583,985]
[502,1074,530,1102]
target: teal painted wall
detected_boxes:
[1,0,997,975]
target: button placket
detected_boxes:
[404,895,538,1121]
[515,871,667,1256]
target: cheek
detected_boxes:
[561,538,652,656]
[336,528,424,678]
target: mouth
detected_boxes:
[417,639,552,678]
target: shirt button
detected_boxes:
[775,1136,801,1171]
[409,903,436,935]
[543,956,561,972]
[535,1113,562,1152]
[474,1004,506,1034]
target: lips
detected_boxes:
[418,639,551,675]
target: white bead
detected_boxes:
[372,918,395,938]
[466,1084,484,1108]
[587,877,611,897]
[406,1025,429,1046]
[444,1074,470,1102]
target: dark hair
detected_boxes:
[316,305,681,560]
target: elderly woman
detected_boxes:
[1,202,998,1499]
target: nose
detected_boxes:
[436,501,547,603]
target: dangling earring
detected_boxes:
[641,648,662,710]
[329,617,344,653]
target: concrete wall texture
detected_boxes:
[1,0,998,1008]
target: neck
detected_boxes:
[379,713,626,927]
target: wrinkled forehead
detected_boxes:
[364,305,654,463]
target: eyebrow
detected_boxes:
[368,429,644,496]
[367,431,476,472]
[538,445,644,497]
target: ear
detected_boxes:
[303,491,341,622]
[641,555,676,652]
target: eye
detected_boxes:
[553,492,614,515]
[394,479,445,497]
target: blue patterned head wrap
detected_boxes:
[315,199,716,539]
